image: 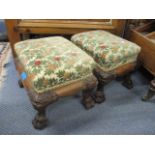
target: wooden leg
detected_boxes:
[142,78,155,101]
[82,87,96,110]
[92,68,115,104]
[32,105,48,130]
[122,73,133,89]
[94,80,105,104]
[18,79,23,88]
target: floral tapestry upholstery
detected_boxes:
[14,37,96,93]
[71,30,141,71]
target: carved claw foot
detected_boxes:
[32,116,48,130]
[93,91,105,104]
[82,96,95,109]
[122,79,133,89]
[142,79,155,101]
[122,74,133,89]
[18,79,23,88]
[32,108,48,130]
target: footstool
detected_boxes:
[71,30,141,103]
[14,36,97,129]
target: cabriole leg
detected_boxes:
[94,80,105,104]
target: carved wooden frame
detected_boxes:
[93,62,137,104]
[15,57,98,129]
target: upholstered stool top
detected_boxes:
[71,30,141,71]
[14,37,96,93]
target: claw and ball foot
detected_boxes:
[94,91,105,104]
[82,95,96,109]
[32,106,48,130]
[93,80,105,104]
[82,85,96,109]
[122,74,133,89]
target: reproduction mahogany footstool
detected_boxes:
[71,30,141,103]
[14,36,97,129]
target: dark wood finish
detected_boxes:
[122,73,133,89]
[93,68,116,103]
[93,79,106,104]
[12,47,98,129]
[32,103,48,129]
[82,75,98,109]
[82,89,96,109]
[93,62,137,104]
[27,77,98,129]
[18,79,23,88]
[128,20,155,101]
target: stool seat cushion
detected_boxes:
[14,37,96,93]
[71,30,141,71]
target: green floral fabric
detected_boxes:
[71,30,141,71]
[14,37,96,93]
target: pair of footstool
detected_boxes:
[14,30,141,129]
